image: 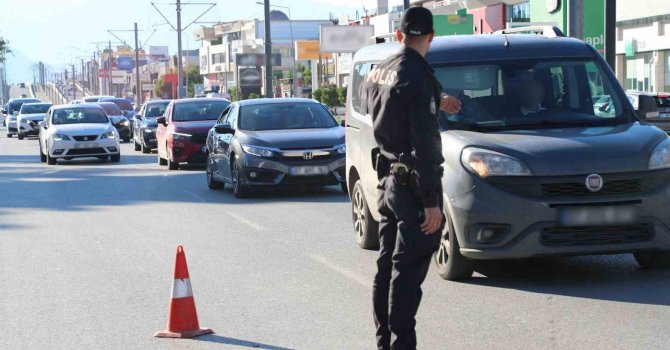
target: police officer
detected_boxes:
[365,7,461,350]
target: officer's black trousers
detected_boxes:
[373,176,441,350]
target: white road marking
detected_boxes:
[308,253,372,289]
[226,211,266,231]
[183,190,207,202]
[41,169,61,175]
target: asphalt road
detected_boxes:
[2,130,670,349]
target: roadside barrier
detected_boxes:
[155,245,213,338]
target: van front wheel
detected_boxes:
[434,205,473,281]
[352,180,379,250]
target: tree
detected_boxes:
[312,88,323,103]
[186,64,203,97]
[229,86,240,102]
[323,86,339,109]
[0,37,12,64]
[154,76,165,98]
[337,86,347,106]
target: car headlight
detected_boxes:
[461,147,532,178]
[242,145,274,157]
[335,144,346,154]
[100,130,116,139]
[173,132,192,141]
[53,133,71,141]
[649,138,670,170]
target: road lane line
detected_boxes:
[308,253,372,289]
[41,169,62,175]
[183,190,207,202]
[226,211,266,231]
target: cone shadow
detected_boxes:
[193,334,294,350]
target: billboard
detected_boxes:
[116,57,133,72]
[239,68,262,87]
[295,41,332,60]
[235,53,281,67]
[148,46,169,57]
[320,25,374,53]
[433,15,474,36]
[582,0,605,53]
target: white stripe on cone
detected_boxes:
[171,278,193,299]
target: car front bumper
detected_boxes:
[172,140,207,164]
[448,170,670,260]
[142,130,157,148]
[48,138,120,158]
[18,121,41,136]
[7,120,17,133]
[238,153,346,187]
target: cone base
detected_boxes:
[154,328,213,338]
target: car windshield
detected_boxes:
[145,102,170,118]
[173,101,230,122]
[655,96,670,107]
[52,108,109,125]
[9,100,39,113]
[106,99,133,111]
[436,59,631,132]
[20,104,51,114]
[100,104,123,115]
[239,103,338,131]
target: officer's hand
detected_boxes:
[440,94,462,114]
[421,207,443,235]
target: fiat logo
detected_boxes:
[585,174,604,192]
[303,152,313,160]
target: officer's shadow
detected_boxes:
[194,334,294,350]
[465,255,670,306]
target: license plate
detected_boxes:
[558,206,639,227]
[74,142,100,149]
[290,166,329,176]
[660,113,670,118]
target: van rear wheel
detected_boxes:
[352,180,379,250]
[434,204,474,280]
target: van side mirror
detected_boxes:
[39,121,47,129]
[156,116,167,125]
[637,95,659,119]
[214,123,234,134]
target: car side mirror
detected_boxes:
[122,110,129,116]
[339,119,346,127]
[156,116,167,125]
[637,95,659,119]
[214,123,235,134]
[39,121,47,129]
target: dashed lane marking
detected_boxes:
[226,211,266,231]
[308,253,372,289]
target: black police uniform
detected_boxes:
[365,36,445,350]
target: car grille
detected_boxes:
[541,179,642,197]
[541,224,653,246]
[66,148,106,155]
[73,135,98,141]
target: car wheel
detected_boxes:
[634,252,670,269]
[352,180,379,250]
[134,141,141,151]
[110,154,120,163]
[231,160,250,198]
[123,137,130,143]
[6,133,11,138]
[39,142,46,163]
[434,204,474,281]
[167,150,179,170]
[17,133,24,140]
[206,154,224,190]
[46,148,57,165]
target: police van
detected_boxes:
[344,27,670,280]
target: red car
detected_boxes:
[156,98,231,170]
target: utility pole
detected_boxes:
[264,0,272,97]
[605,0,616,69]
[134,22,142,106]
[151,1,217,99]
[108,41,113,96]
[72,64,76,100]
[403,0,410,10]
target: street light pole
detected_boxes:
[258,2,296,97]
[264,0,273,98]
[108,41,113,96]
[176,0,184,99]
[134,22,142,106]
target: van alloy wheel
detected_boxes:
[434,204,473,281]
[352,180,379,250]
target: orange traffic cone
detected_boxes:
[155,245,213,338]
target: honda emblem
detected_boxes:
[83,137,88,141]
[303,152,313,160]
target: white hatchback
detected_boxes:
[39,104,121,164]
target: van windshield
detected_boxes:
[436,59,632,132]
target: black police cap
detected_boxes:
[400,7,434,36]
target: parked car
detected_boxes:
[654,93,670,118]
[98,102,131,142]
[38,104,120,164]
[346,28,670,280]
[5,98,40,137]
[626,91,669,133]
[16,102,52,139]
[82,95,114,103]
[133,99,170,153]
[205,98,346,197]
[156,98,230,170]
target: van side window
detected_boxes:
[351,63,370,114]
[585,62,619,118]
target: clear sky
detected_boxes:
[0,0,403,83]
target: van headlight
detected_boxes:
[461,147,532,178]
[649,138,670,170]
[100,130,116,139]
[242,145,274,157]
